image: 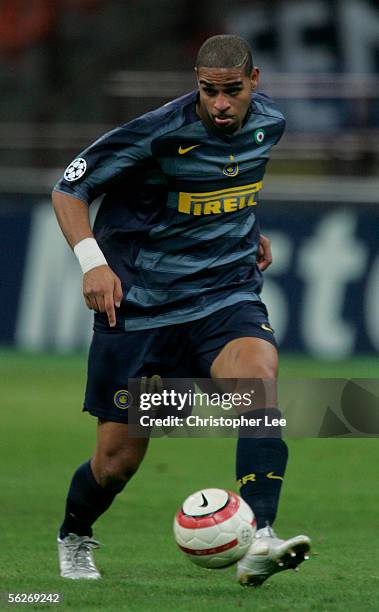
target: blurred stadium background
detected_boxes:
[1,0,378,361]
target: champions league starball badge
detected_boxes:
[64,158,87,182]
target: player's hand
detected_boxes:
[83,265,123,327]
[257,234,272,271]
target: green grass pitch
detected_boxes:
[1,350,378,611]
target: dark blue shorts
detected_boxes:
[84,300,276,423]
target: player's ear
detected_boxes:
[250,67,260,90]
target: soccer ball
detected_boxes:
[173,488,256,568]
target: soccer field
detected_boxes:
[1,350,378,611]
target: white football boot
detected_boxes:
[58,533,101,580]
[237,525,311,587]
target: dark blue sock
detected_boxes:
[236,409,288,530]
[59,461,123,539]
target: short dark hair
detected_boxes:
[196,35,253,75]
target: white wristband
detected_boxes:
[73,237,108,274]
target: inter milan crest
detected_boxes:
[113,389,132,410]
[223,155,239,177]
[254,129,266,145]
[64,157,87,182]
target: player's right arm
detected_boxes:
[52,190,123,328]
[52,111,177,325]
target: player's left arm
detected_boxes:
[255,109,284,272]
[257,234,272,271]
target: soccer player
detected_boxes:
[53,34,310,586]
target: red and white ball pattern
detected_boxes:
[173,488,256,568]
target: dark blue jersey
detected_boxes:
[54,91,285,330]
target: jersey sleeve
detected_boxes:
[252,92,286,147]
[53,117,157,205]
[273,117,286,146]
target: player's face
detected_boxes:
[196,66,259,134]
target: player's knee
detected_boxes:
[249,362,277,379]
[212,338,278,380]
[226,363,277,410]
[96,453,142,489]
[228,362,277,387]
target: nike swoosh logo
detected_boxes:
[266,472,283,481]
[261,323,273,333]
[199,493,209,507]
[178,144,201,155]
